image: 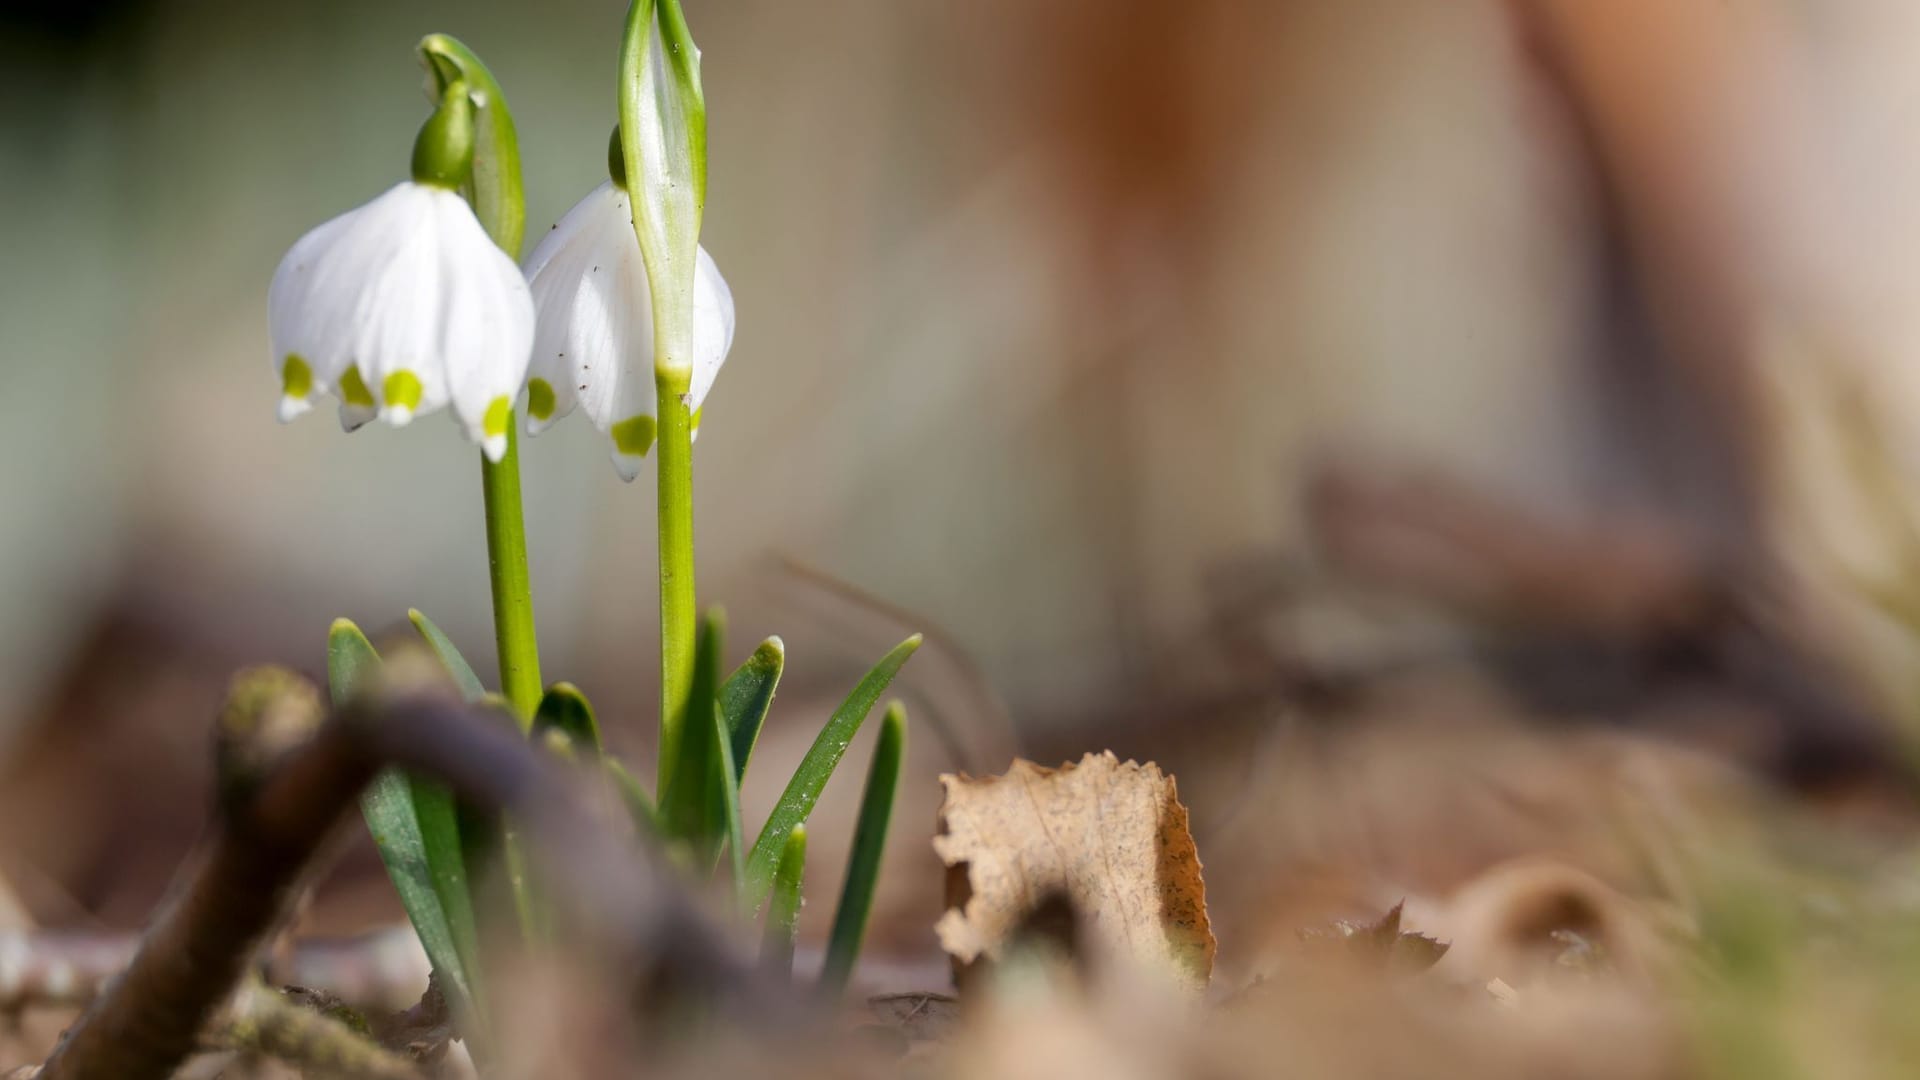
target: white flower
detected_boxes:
[268,181,535,462]
[521,180,735,480]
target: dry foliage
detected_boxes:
[933,752,1215,992]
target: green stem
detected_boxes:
[480,426,542,726]
[417,34,542,727]
[655,382,697,789]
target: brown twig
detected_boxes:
[37,670,772,1080]
[0,926,426,1012]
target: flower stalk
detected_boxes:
[618,0,708,786]
[654,393,698,788]
[419,34,545,723]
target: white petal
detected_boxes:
[685,245,736,412]
[347,185,453,423]
[269,182,535,455]
[439,192,535,449]
[524,181,656,440]
[268,204,364,406]
[611,446,645,482]
[277,395,313,423]
[339,396,376,432]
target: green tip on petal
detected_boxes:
[612,415,657,457]
[279,355,314,422]
[480,396,512,461]
[609,414,657,481]
[483,396,511,438]
[526,379,556,422]
[339,367,375,409]
[281,355,313,399]
[382,371,424,424]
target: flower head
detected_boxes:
[522,177,734,480]
[267,81,534,462]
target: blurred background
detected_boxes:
[10,0,1920,997]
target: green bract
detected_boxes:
[618,0,707,386]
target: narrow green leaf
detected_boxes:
[712,691,747,896]
[407,608,487,703]
[395,611,487,998]
[327,620,472,1011]
[410,780,481,1012]
[327,619,383,697]
[744,634,922,906]
[457,698,521,956]
[532,682,602,755]
[821,702,907,995]
[720,637,783,784]
[760,825,806,977]
[607,757,662,838]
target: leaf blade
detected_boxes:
[407,608,488,703]
[820,702,907,995]
[532,682,603,756]
[720,637,783,784]
[328,619,473,1010]
[607,757,662,838]
[760,825,806,978]
[744,634,921,906]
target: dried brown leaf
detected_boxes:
[933,751,1214,992]
[1296,901,1452,975]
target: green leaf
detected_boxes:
[327,620,474,1013]
[532,682,602,755]
[457,696,522,953]
[760,825,806,978]
[744,634,922,906]
[407,608,487,703]
[821,702,907,995]
[720,637,783,785]
[659,608,731,866]
[410,779,481,1010]
[417,34,525,257]
[713,687,747,895]
[326,617,381,697]
[607,757,662,838]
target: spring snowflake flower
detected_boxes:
[267,83,534,462]
[521,178,735,481]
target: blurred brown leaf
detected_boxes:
[933,752,1214,992]
[1296,901,1451,975]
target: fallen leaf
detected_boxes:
[933,751,1214,992]
[1296,901,1451,974]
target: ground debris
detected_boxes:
[933,752,1214,992]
